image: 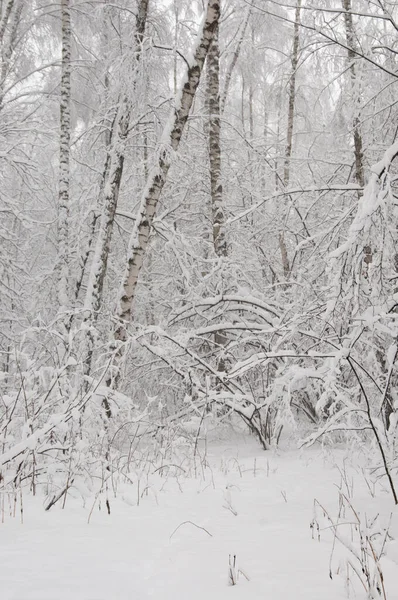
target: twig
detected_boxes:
[169,520,213,540]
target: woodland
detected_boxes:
[0,0,398,532]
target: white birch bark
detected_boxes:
[341,0,365,188]
[207,21,225,259]
[283,0,301,187]
[58,0,72,312]
[0,0,14,47]
[207,17,228,372]
[74,0,114,303]
[220,4,251,114]
[114,0,221,343]
[280,0,302,279]
[83,0,149,316]
[0,0,20,105]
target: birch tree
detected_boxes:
[0,0,15,46]
[341,0,365,188]
[220,2,251,114]
[206,11,229,374]
[58,0,72,314]
[0,0,21,105]
[208,19,225,259]
[278,0,301,279]
[83,0,149,318]
[113,0,221,346]
[283,0,301,188]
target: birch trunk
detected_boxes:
[220,4,251,114]
[207,15,227,372]
[208,22,225,259]
[0,0,21,106]
[341,0,365,188]
[75,2,116,304]
[0,0,14,47]
[83,0,149,316]
[280,0,301,278]
[58,0,72,312]
[114,0,221,344]
[173,1,178,96]
[283,0,301,187]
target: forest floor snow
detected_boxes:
[1,435,398,600]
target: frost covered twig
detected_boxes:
[169,520,213,540]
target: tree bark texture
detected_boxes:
[207,16,228,371]
[58,0,72,312]
[0,0,15,47]
[207,21,225,259]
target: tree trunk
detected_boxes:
[0,0,15,47]
[279,0,301,278]
[83,0,149,316]
[0,0,21,106]
[208,23,225,259]
[58,0,72,313]
[114,0,221,347]
[341,0,365,188]
[207,14,228,372]
[220,4,251,114]
[283,0,301,187]
[74,0,115,304]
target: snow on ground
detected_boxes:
[1,434,398,600]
